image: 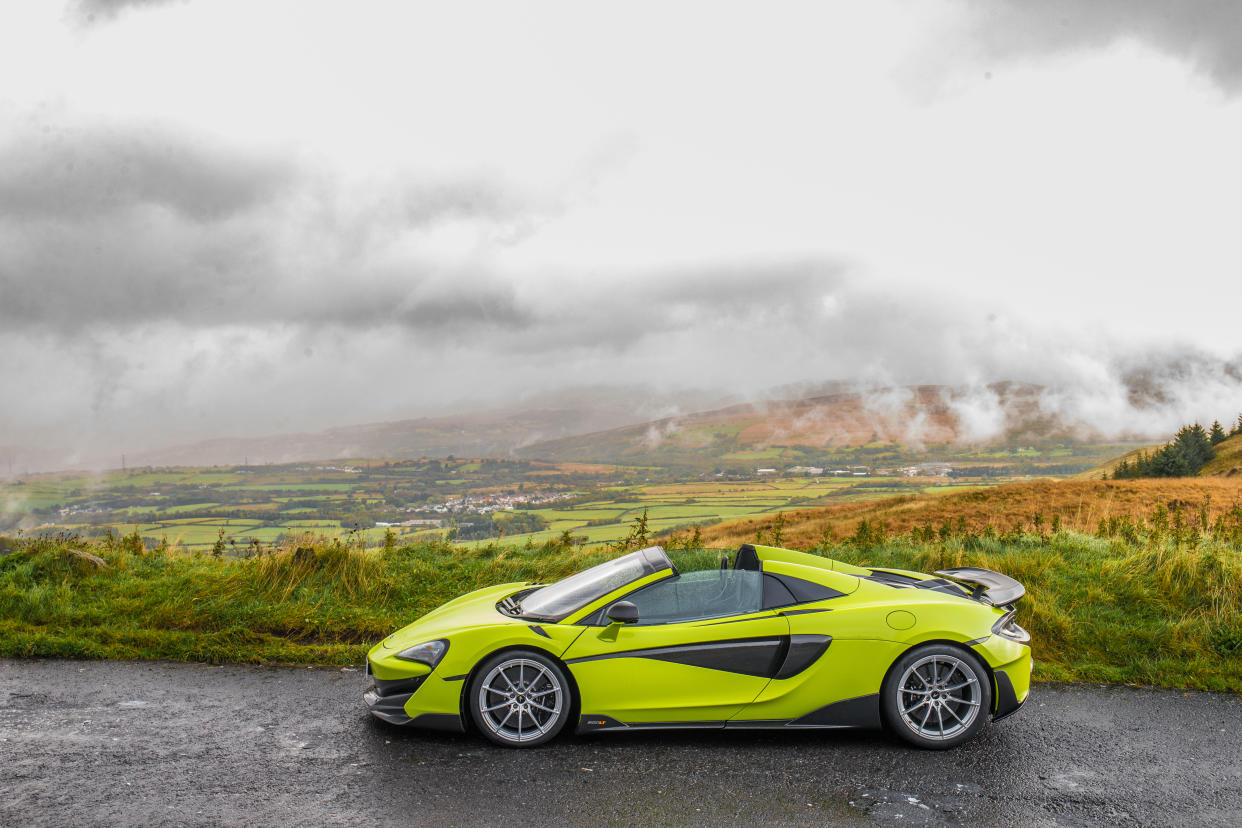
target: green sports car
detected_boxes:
[364,544,1032,749]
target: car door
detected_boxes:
[562,568,790,726]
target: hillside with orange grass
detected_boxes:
[695,477,1242,550]
[1200,433,1242,476]
[521,381,1106,464]
[1078,433,1242,480]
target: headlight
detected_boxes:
[394,639,449,667]
[991,611,1030,644]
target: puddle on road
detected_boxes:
[850,784,989,825]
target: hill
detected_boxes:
[516,382,1100,466]
[57,387,735,472]
[694,477,1242,549]
[1074,444,1161,480]
[131,407,629,468]
[10,380,1154,476]
[1080,433,1242,480]
[1199,434,1242,477]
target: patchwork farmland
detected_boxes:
[3,459,992,551]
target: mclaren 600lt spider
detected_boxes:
[364,544,1031,749]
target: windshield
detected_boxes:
[517,547,671,620]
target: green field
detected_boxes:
[460,477,935,548]
[2,456,1017,552]
[1,437,1130,554]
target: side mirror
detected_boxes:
[605,600,638,624]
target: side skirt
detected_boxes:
[578,715,726,733]
[576,695,882,734]
[787,694,882,729]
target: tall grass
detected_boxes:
[0,530,727,665]
[1,523,1240,692]
[798,501,1242,691]
[699,478,1242,551]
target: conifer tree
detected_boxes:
[1126,423,1215,478]
[1210,420,1227,445]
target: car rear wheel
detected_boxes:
[882,644,992,749]
[468,649,572,747]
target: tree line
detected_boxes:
[1110,414,1241,479]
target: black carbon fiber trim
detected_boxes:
[409,713,466,733]
[577,715,726,733]
[579,714,888,732]
[696,614,780,626]
[371,675,428,698]
[363,690,414,725]
[788,694,882,729]
[773,634,832,679]
[993,669,1025,720]
[565,636,786,678]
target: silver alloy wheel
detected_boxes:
[477,658,564,744]
[896,653,982,741]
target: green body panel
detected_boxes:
[974,634,1034,705]
[365,544,1034,729]
[749,544,873,576]
[868,566,936,580]
[366,582,586,719]
[739,638,905,720]
[822,578,1000,642]
[760,559,860,595]
[562,611,789,722]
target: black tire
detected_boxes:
[881,643,992,750]
[467,649,573,748]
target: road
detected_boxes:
[1,659,1239,827]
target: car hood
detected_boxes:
[375,581,530,653]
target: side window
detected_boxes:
[762,573,845,608]
[762,574,797,608]
[624,569,763,625]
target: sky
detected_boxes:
[2,0,1242,465]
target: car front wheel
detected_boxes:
[882,643,992,749]
[468,649,572,747]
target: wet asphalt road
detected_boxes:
[1,659,1240,827]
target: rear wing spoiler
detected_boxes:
[934,567,1024,607]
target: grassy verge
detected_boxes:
[1,528,1240,692]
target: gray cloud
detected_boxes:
[0,127,293,222]
[0,118,843,346]
[0,122,552,335]
[71,0,183,25]
[958,0,1242,90]
[8,117,1238,461]
[6,0,1242,468]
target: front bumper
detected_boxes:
[364,688,416,725]
[362,672,466,732]
[362,674,428,725]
